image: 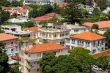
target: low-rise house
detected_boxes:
[65,32,105,54]
[83,21,110,34]
[8,18,28,23]
[31,12,61,24]
[92,49,110,59]
[0,33,19,64]
[36,23,70,44]
[1,25,31,37]
[20,42,67,73]
[2,6,29,18]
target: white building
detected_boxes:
[65,32,105,54]
[19,42,67,73]
[24,0,64,5]
[0,33,19,64]
[1,25,31,37]
[64,23,89,35]
[36,23,70,44]
[8,18,28,23]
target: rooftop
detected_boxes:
[69,32,105,41]
[31,13,60,21]
[92,50,110,58]
[23,26,39,32]
[83,21,110,29]
[27,42,65,54]
[0,33,17,41]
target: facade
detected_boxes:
[64,23,89,35]
[8,18,28,23]
[1,25,31,37]
[19,42,67,73]
[36,23,70,44]
[83,21,110,34]
[65,32,105,54]
[0,33,19,64]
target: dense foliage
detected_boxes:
[0,9,10,23]
[0,0,23,7]
[29,4,53,18]
[104,29,110,48]
[17,21,35,28]
[0,43,9,73]
[39,48,92,73]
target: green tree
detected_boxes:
[0,0,11,7]
[65,0,87,23]
[92,7,101,16]
[39,48,96,73]
[0,10,10,23]
[96,56,110,71]
[11,1,21,7]
[0,43,9,73]
[104,29,110,48]
[17,21,35,28]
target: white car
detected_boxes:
[92,65,103,71]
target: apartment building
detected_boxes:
[0,33,19,64]
[36,23,70,44]
[1,25,31,37]
[19,42,67,73]
[65,32,105,54]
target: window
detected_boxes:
[92,49,96,53]
[72,39,75,44]
[11,42,13,44]
[11,49,13,52]
[66,39,70,43]
[86,42,90,47]
[4,50,7,52]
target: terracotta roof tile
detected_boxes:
[31,16,49,21]
[28,42,65,54]
[92,50,110,58]
[83,21,110,28]
[0,33,17,41]
[69,32,105,41]
[23,26,39,32]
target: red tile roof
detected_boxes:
[69,32,105,41]
[45,12,60,17]
[23,26,39,32]
[31,13,60,21]
[92,50,110,58]
[83,21,110,29]
[31,16,50,21]
[27,42,65,54]
[0,33,17,41]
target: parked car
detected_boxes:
[92,65,103,71]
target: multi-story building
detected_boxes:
[0,33,19,64]
[64,23,89,35]
[65,32,105,54]
[36,23,70,44]
[19,42,67,73]
[1,25,31,37]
